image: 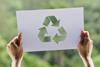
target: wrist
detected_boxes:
[12,59,22,67]
[82,56,94,67]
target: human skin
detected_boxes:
[7,31,94,67]
[78,31,94,67]
[7,33,23,67]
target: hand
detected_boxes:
[78,31,94,67]
[7,33,23,61]
[78,31,93,58]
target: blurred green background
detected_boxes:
[0,0,100,67]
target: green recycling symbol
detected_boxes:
[38,16,67,44]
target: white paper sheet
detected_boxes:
[16,7,84,52]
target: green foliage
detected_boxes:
[0,0,100,67]
[22,54,51,67]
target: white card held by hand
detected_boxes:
[16,7,84,52]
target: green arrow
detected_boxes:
[38,27,47,41]
[53,34,60,44]
[53,34,66,44]
[43,16,60,27]
[58,26,66,35]
[49,16,60,27]
[53,27,67,44]
[43,17,50,26]
[43,36,51,42]
[38,27,51,42]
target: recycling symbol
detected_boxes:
[38,16,67,44]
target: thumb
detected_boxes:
[17,33,22,46]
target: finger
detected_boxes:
[84,31,89,38]
[7,44,11,49]
[80,31,90,45]
[11,42,18,48]
[8,36,17,45]
[17,33,22,46]
[12,37,19,48]
[7,42,18,50]
[80,30,85,38]
[81,30,84,34]
[13,40,19,48]
[81,31,89,38]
